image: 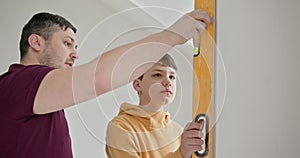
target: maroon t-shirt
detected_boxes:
[0,64,73,158]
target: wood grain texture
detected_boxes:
[193,0,215,157]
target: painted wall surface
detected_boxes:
[0,0,299,157]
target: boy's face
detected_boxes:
[133,63,177,107]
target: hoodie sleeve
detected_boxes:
[106,145,140,158]
[165,147,183,158]
[106,121,140,158]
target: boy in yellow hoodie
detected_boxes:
[106,54,204,158]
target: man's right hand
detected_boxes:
[167,9,213,47]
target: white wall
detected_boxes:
[0,0,299,158]
[216,0,300,157]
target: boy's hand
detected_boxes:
[167,9,213,46]
[180,120,205,158]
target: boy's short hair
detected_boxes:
[138,54,177,80]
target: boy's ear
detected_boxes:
[133,79,142,93]
[28,34,43,52]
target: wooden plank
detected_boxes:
[193,0,215,157]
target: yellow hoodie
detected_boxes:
[106,103,184,158]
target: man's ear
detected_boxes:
[28,34,43,52]
[133,79,142,93]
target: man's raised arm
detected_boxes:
[33,9,212,114]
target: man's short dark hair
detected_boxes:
[19,12,77,59]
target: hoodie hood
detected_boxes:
[118,103,170,129]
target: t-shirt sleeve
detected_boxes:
[10,65,54,116]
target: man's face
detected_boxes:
[134,63,177,107]
[40,27,78,68]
